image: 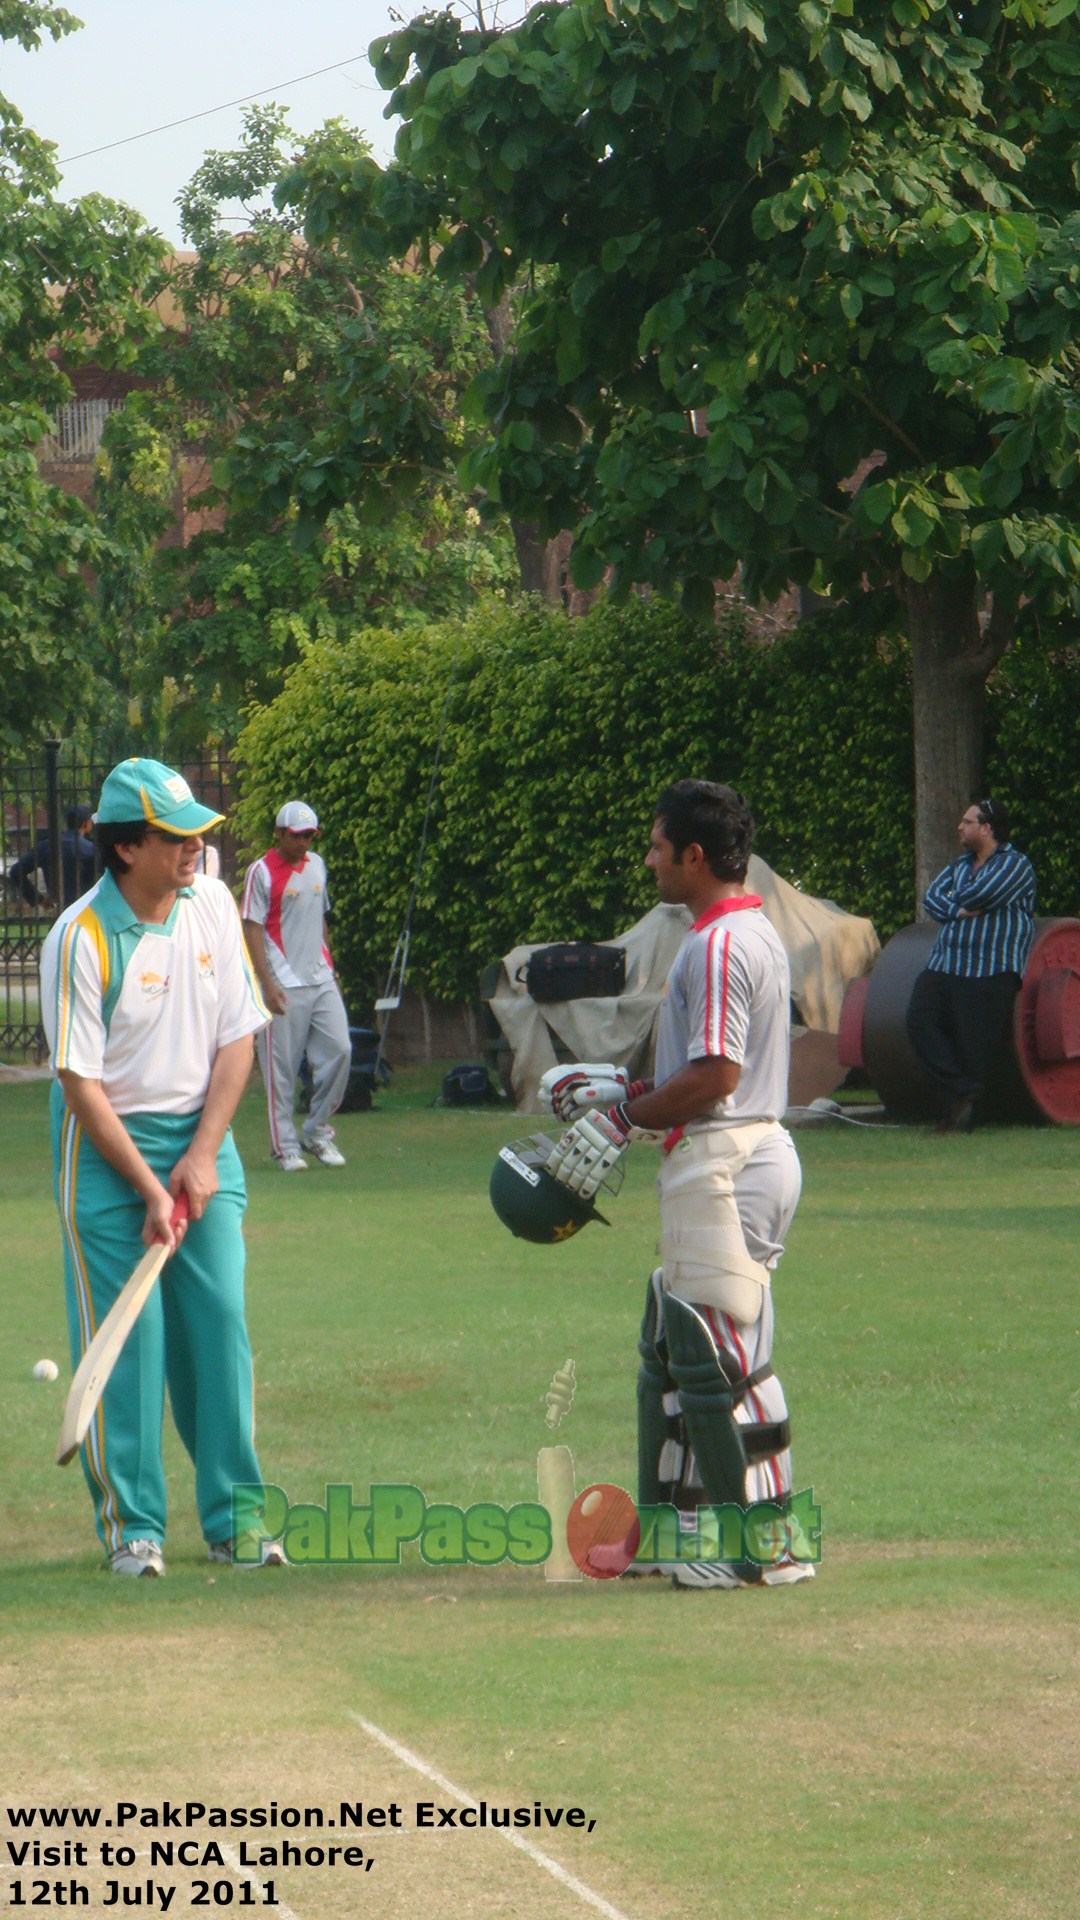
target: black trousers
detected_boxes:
[905,969,1021,1109]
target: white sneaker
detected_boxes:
[279,1152,308,1173]
[670,1560,746,1590]
[760,1556,816,1586]
[301,1127,345,1167]
[207,1537,288,1568]
[110,1539,165,1578]
[672,1556,816,1590]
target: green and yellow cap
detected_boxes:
[95,758,225,836]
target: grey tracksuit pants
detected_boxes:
[258,980,351,1159]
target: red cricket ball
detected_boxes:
[566,1482,641,1580]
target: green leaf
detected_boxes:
[840,83,873,121]
[840,281,863,319]
[569,545,607,589]
[671,90,705,138]
[724,0,767,41]
[681,574,716,619]
[891,499,937,545]
[859,481,894,527]
[972,359,1035,414]
[781,66,812,108]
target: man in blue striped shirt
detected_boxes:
[905,798,1036,1131]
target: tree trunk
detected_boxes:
[481,290,571,606]
[905,574,1014,911]
[511,520,569,602]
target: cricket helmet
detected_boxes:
[489,1133,618,1245]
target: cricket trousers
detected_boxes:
[258,978,351,1160]
[51,1084,264,1556]
[657,1122,803,1505]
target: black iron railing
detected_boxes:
[0,741,237,1059]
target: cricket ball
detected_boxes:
[32,1359,59,1382]
[566,1483,640,1580]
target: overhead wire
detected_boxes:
[58,54,379,164]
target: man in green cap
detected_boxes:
[41,758,282,1576]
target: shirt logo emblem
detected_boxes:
[139,970,171,999]
[197,949,215,980]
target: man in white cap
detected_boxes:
[241,802,351,1171]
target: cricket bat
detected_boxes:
[56,1193,190,1467]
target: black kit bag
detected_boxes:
[299,1026,390,1114]
[442,1062,498,1106]
[520,942,627,1004]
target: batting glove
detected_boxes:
[538,1064,645,1122]
[547,1106,633,1199]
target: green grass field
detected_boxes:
[2,1074,1077,1919]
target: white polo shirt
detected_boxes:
[240,849,333,991]
[41,871,269,1116]
[654,894,790,1129]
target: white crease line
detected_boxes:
[347,1711,634,1920]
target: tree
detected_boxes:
[0,0,163,745]
[89,106,517,744]
[281,0,1080,899]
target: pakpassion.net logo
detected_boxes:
[230,1482,821,1576]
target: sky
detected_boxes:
[0,0,410,244]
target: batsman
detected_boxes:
[40,758,281,1577]
[542,780,812,1589]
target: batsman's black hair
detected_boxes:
[95,819,150,876]
[66,803,93,830]
[655,779,755,882]
[974,796,1010,844]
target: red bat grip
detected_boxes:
[154,1191,191,1245]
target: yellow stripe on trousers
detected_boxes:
[58,1109,123,1552]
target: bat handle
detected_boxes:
[156,1191,191,1245]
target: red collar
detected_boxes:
[692,894,763,932]
[265,847,308,876]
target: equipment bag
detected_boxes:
[520,942,627,1004]
[442,1062,498,1106]
[299,1026,390,1115]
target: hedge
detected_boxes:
[234,596,1073,1014]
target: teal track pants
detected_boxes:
[51,1082,264,1556]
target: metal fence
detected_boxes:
[37,398,122,464]
[0,741,237,1059]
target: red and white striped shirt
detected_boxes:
[654,895,790,1129]
[241,849,334,991]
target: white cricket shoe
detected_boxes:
[207,1537,288,1568]
[110,1539,165,1578]
[279,1151,308,1173]
[670,1560,746,1590]
[672,1556,815,1590]
[760,1556,816,1586]
[301,1126,346,1167]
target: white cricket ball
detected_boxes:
[32,1359,59,1382]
